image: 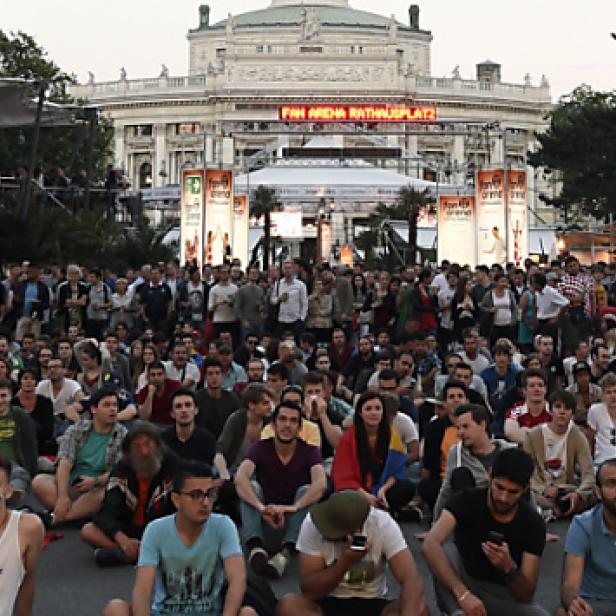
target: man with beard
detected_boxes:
[423,447,548,616]
[558,458,616,616]
[81,422,177,567]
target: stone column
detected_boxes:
[452,135,465,183]
[154,124,166,187]
[114,129,125,170]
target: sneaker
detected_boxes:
[94,548,128,568]
[264,551,288,579]
[35,510,54,531]
[248,546,268,575]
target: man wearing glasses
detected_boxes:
[104,460,257,616]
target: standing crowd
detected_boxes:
[1,255,616,615]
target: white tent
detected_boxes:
[234,164,465,201]
[0,78,77,128]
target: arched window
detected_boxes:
[139,161,152,188]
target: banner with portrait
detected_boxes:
[507,170,528,264]
[204,169,233,265]
[232,194,249,267]
[437,195,476,266]
[476,169,506,265]
[180,169,204,267]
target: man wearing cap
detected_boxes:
[277,490,429,616]
[216,343,248,392]
[79,371,138,425]
[566,361,602,435]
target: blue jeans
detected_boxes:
[240,481,309,548]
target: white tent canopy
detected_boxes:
[0,78,77,128]
[235,164,464,201]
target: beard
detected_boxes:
[133,451,163,479]
[488,489,519,516]
[602,495,616,517]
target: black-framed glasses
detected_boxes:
[178,488,218,503]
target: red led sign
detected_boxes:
[279,104,437,122]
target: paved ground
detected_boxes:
[32,517,569,615]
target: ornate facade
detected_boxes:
[70,0,557,224]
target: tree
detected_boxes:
[249,185,278,271]
[367,187,434,265]
[0,30,113,180]
[528,85,616,221]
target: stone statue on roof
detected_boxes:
[452,65,460,79]
[300,7,320,41]
[388,15,398,42]
[87,71,95,84]
[160,64,169,78]
[226,13,235,40]
[119,67,127,81]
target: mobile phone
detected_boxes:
[487,531,505,545]
[71,476,83,486]
[350,533,368,551]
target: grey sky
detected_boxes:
[3,0,615,99]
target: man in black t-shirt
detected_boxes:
[162,389,216,464]
[423,447,548,616]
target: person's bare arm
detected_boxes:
[389,548,429,616]
[117,403,137,422]
[14,514,44,616]
[294,464,327,510]
[234,459,262,511]
[214,452,231,481]
[422,510,487,615]
[132,565,156,616]
[299,540,367,600]
[138,385,156,420]
[504,418,528,445]
[222,555,247,616]
[407,440,420,464]
[560,554,592,615]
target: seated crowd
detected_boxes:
[1,255,616,615]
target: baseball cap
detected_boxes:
[309,491,370,541]
[572,361,591,376]
[102,371,122,388]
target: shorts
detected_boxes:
[10,464,31,493]
[316,596,392,616]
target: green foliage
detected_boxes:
[367,187,434,265]
[0,196,177,271]
[249,185,279,270]
[0,29,113,178]
[528,86,616,221]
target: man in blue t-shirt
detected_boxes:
[558,458,616,616]
[103,460,257,616]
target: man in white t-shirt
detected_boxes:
[35,357,84,430]
[588,373,616,465]
[163,342,201,391]
[208,265,239,344]
[277,490,428,616]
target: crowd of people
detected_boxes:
[1,254,616,615]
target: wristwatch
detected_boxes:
[504,563,520,581]
[93,476,100,489]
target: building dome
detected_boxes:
[201,0,418,32]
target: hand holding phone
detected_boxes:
[350,533,368,551]
[487,531,505,545]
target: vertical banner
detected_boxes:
[232,194,249,267]
[320,221,332,263]
[437,195,476,266]
[180,169,204,267]
[507,170,528,264]
[476,169,506,265]
[204,169,233,265]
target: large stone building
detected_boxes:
[71,0,558,233]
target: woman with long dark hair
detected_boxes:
[452,276,477,342]
[332,391,414,515]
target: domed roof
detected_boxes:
[201,1,422,32]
